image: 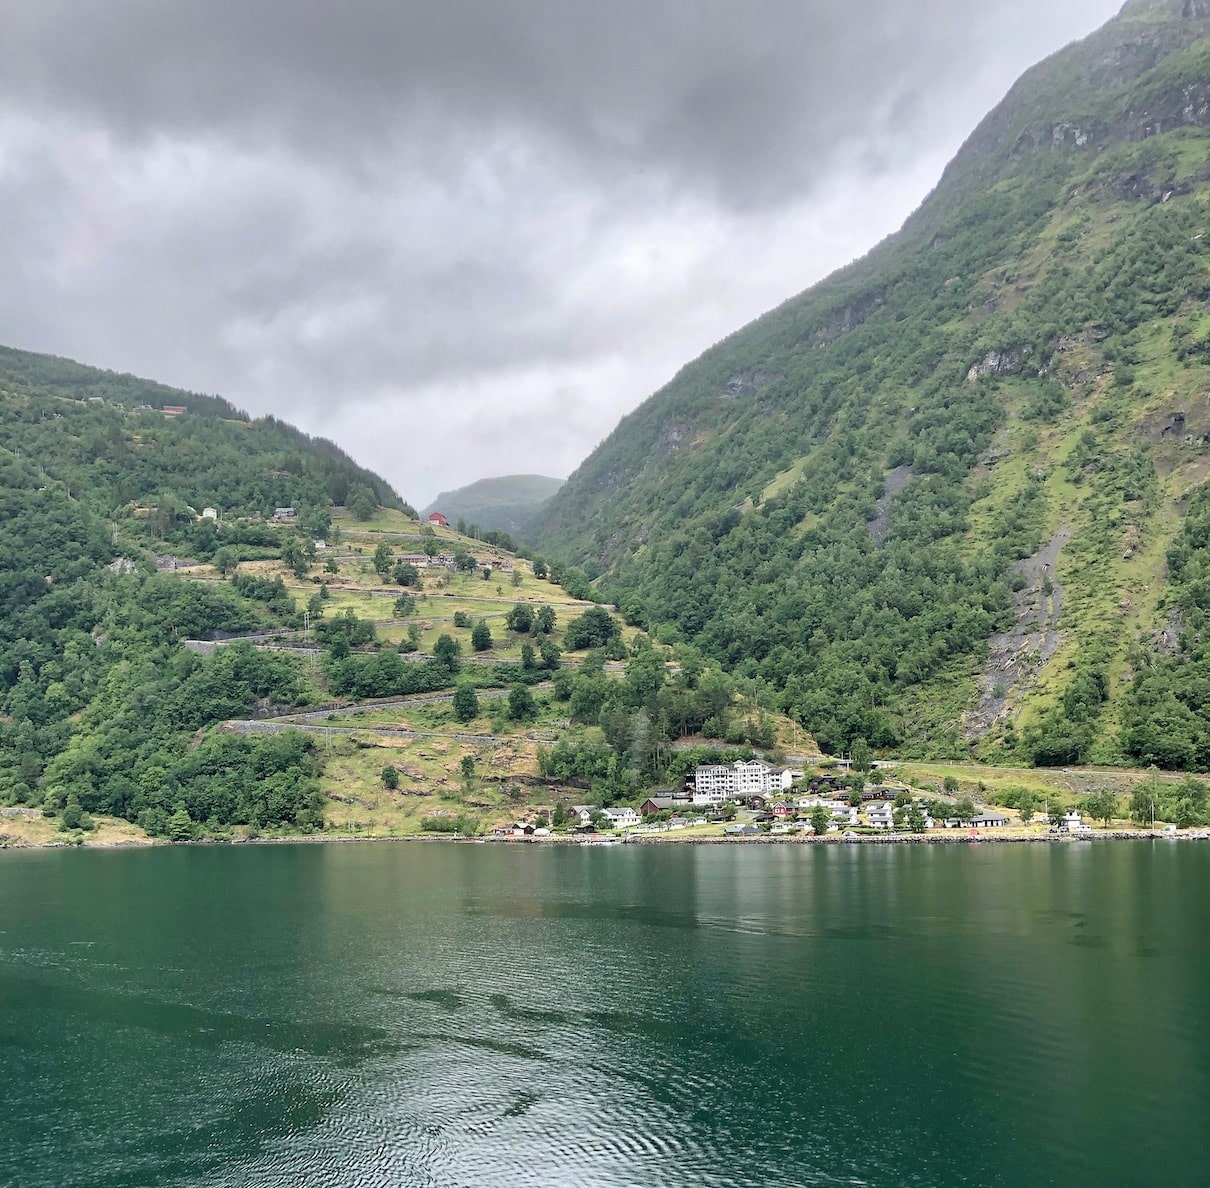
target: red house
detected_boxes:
[428,512,449,527]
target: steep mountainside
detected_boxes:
[539,0,1210,768]
[423,474,565,539]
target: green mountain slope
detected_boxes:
[538,0,1210,768]
[0,345,412,830]
[423,474,565,539]
[0,345,406,521]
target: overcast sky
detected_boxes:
[2,1,1122,508]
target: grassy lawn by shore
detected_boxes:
[0,807,156,848]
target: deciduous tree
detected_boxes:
[453,683,479,722]
[508,683,537,722]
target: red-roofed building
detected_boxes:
[427,512,449,527]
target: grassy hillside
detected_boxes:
[538,0,1210,770]
[423,474,565,540]
[189,511,815,837]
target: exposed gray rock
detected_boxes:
[967,347,1030,383]
[965,528,1072,738]
[720,371,780,400]
[657,417,694,456]
[815,291,883,348]
[866,465,913,547]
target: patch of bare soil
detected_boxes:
[965,527,1071,737]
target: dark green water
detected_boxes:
[1,842,1208,1187]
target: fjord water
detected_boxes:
[2,843,1208,1187]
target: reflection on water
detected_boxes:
[2,842,1209,1186]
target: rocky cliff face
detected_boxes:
[921,0,1210,223]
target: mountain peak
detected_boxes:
[1120,0,1210,19]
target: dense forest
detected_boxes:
[0,345,407,525]
[0,347,412,833]
[539,0,1210,770]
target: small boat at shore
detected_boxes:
[580,837,621,847]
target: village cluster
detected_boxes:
[492,759,1103,840]
[642,759,1011,836]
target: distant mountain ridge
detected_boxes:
[424,474,564,539]
[0,343,407,517]
[537,0,1210,770]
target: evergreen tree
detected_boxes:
[167,802,194,842]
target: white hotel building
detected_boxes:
[692,760,798,806]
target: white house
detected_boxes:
[567,805,594,826]
[866,803,895,829]
[201,507,218,521]
[797,795,834,811]
[1062,809,1092,833]
[831,804,859,827]
[693,766,736,804]
[600,807,640,829]
[971,810,1010,828]
[944,809,1010,828]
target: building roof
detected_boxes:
[641,796,678,810]
[601,807,637,823]
[945,810,1011,825]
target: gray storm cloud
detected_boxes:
[1,1,1121,505]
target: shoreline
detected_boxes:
[4,828,1210,852]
